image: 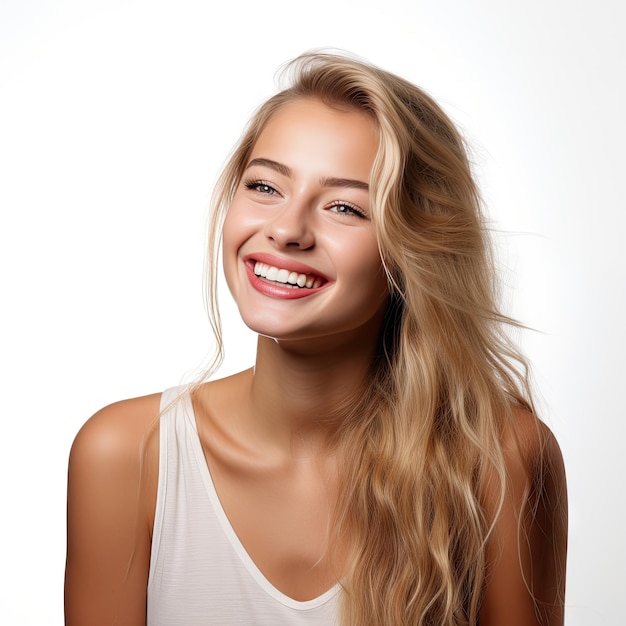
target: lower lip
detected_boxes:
[244,264,329,300]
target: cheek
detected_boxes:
[363,241,388,302]
[353,234,383,276]
[341,236,388,302]
[221,215,235,271]
[222,203,252,260]
[222,199,263,249]
[221,208,246,292]
[221,211,237,258]
[221,202,266,300]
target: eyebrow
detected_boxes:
[246,157,369,191]
[247,158,292,178]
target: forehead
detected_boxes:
[249,98,379,178]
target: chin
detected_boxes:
[239,313,298,341]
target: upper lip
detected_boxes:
[244,252,330,281]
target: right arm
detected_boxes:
[65,394,161,626]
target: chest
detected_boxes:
[202,446,343,602]
[149,395,343,625]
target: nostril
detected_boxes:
[265,229,314,250]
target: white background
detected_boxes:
[1,0,624,623]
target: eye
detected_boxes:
[328,201,367,219]
[243,179,279,196]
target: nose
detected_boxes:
[263,201,315,250]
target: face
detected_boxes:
[222,98,389,348]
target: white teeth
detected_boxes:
[253,261,322,289]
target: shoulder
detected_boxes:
[68,392,164,531]
[479,406,568,625]
[70,393,162,471]
[65,392,164,624]
[499,406,567,508]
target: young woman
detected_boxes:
[65,51,567,625]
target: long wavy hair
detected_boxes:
[201,51,535,625]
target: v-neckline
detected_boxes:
[180,389,342,610]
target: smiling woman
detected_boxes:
[222,98,388,343]
[65,51,567,626]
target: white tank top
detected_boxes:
[147,387,341,625]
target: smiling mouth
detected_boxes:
[253,261,324,289]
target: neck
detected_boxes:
[246,327,380,458]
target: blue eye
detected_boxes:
[244,180,278,195]
[329,202,367,218]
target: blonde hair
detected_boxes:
[203,51,535,625]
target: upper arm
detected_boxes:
[65,394,161,626]
[480,411,568,626]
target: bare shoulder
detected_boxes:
[500,407,568,537]
[68,394,162,518]
[70,393,162,467]
[480,406,568,626]
[65,393,162,626]
[500,406,566,488]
